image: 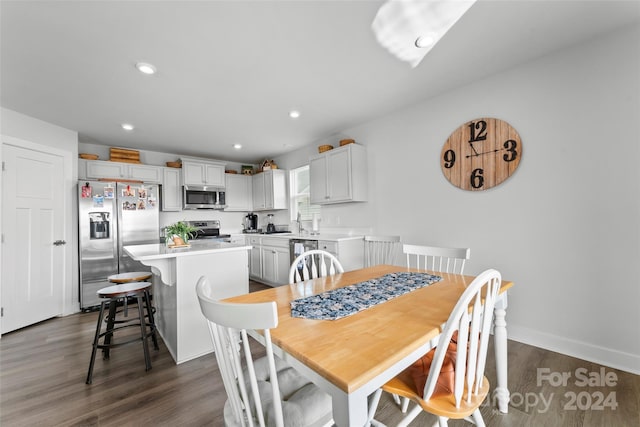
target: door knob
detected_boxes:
[53,240,67,246]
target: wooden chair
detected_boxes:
[403,244,470,274]
[364,235,401,267]
[368,269,502,427]
[288,249,344,283]
[195,276,333,427]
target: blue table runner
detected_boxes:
[290,272,442,320]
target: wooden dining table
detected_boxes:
[224,265,514,427]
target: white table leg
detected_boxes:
[493,298,510,413]
[332,391,369,427]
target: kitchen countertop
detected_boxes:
[236,233,364,242]
[123,241,252,261]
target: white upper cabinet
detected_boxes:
[225,173,253,211]
[181,157,226,187]
[82,159,162,183]
[85,160,127,179]
[252,169,287,211]
[128,164,163,183]
[161,167,182,211]
[310,143,367,204]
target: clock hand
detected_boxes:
[465,148,503,158]
[468,141,479,156]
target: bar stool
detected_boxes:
[107,271,152,316]
[86,281,158,384]
[107,271,152,284]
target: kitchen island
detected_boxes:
[123,241,251,364]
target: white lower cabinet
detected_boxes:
[318,239,364,272]
[262,243,290,284]
[250,236,365,286]
[249,236,291,286]
[248,236,262,279]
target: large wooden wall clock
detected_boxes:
[440,117,522,191]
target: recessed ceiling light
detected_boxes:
[372,0,476,67]
[289,110,300,119]
[135,62,157,75]
[415,33,437,48]
[232,143,242,150]
[121,123,134,131]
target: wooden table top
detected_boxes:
[225,265,513,394]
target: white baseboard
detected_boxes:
[508,324,640,375]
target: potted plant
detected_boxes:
[164,221,198,247]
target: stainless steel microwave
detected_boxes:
[183,185,227,210]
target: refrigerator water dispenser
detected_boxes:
[89,212,110,239]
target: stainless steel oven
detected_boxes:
[188,220,231,242]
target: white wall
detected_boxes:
[0,107,80,315]
[276,25,640,374]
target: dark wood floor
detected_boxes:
[1,282,638,426]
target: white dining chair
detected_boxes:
[289,249,344,283]
[403,244,470,274]
[395,243,471,413]
[368,269,502,427]
[196,276,334,427]
[364,235,401,267]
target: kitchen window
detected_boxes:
[290,165,320,221]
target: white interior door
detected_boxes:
[1,143,65,333]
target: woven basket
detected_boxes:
[318,144,334,153]
[166,161,182,168]
[339,139,355,146]
[79,153,99,160]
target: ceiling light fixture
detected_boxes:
[121,123,134,131]
[233,143,242,150]
[289,110,300,119]
[135,62,157,75]
[372,0,476,68]
[415,33,437,48]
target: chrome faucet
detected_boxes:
[296,212,305,234]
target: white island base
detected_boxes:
[124,242,251,364]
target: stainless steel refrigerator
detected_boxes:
[78,180,160,309]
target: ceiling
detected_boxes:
[1,1,639,164]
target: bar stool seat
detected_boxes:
[108,271,153,316]
[86,281,158,384]
[107,271,152,283]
